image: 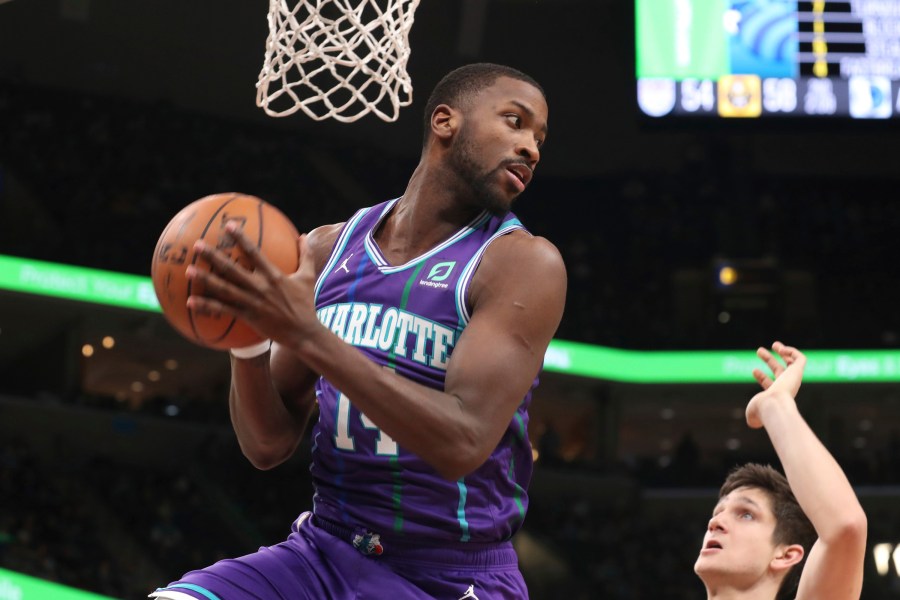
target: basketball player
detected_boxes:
[150,63,565,600]
[695,342,867,600]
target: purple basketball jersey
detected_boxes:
[311,198,536,544]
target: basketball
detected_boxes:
[151,193,300,350]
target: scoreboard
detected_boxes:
[636,0,900,119]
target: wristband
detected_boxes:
[230,339,272,359]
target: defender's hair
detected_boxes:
[422,63,544,148]
[720,463,817,600]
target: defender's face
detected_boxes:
[694,486,781,587]
[448,76,548,215]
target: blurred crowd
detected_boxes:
[528,168,900,351]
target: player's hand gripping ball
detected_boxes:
[151,193,300,350]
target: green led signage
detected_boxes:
[0,254,160,312]
[543,339,900,384]
[0,568,117,600]
[2,254,899,384]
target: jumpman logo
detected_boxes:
[458,584,479,600]
[338,253,354,274]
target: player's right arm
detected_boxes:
[748,342,867,600]
[228,224,343,469]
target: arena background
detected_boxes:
[1,0,900,598]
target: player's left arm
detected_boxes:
[751,344,868,600]
[441,231,567,472]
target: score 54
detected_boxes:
[681,79,715,112]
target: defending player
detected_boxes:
[150,63,565,599]
[695,342,867,600]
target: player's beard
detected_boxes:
[448,124,512,216]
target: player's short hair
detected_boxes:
[422,63,544,148]
[720,463,817,600]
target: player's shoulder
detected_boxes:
[305,222,345,275]
[306,222,344,247]
[473,229,566,301]
[484,229,566,277]
[468,228,566,317]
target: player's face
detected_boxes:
[694,486,782,589]
[448,77,548,215]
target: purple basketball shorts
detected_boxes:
[150,512,528,599]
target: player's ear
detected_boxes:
[771,543,805,572]
[430,104,458,142]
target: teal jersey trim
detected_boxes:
[454,221,526,325]
[166,583,223,600]
[456,479,471,542]
[364,202,493,274]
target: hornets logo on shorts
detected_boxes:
[352,529,384,556]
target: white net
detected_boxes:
[256,0,421,123]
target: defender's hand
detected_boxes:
[746,341,806,429]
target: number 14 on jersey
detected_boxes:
[333,393,399,456]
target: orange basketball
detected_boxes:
[151,193,300,350]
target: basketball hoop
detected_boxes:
[256,0,421,123]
